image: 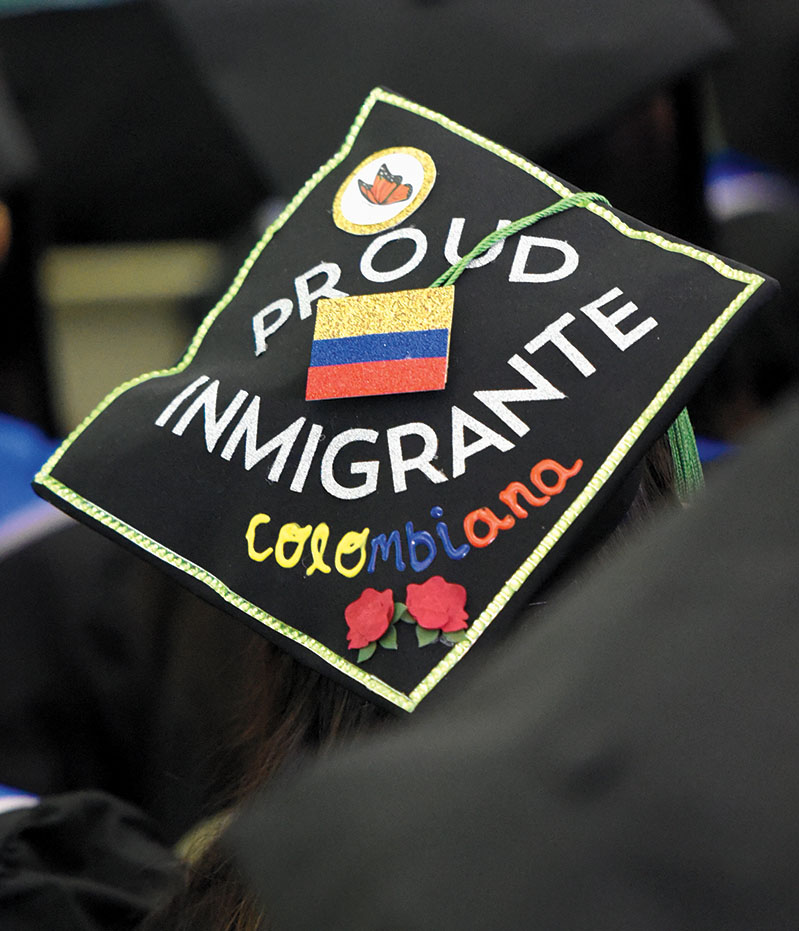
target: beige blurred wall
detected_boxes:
[40,241,224,431]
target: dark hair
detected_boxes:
[142,641,391,931]
[615,432,677,533]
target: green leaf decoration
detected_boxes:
[357,642,377,663]
[416,626,440,648]
[441,630,468,645]
[394,603,415,624]
[379,626,398,650]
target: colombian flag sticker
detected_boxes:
[306,286,455,400]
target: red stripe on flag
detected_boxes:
[306,357,449,401]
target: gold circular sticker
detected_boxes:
[332,146,436,236]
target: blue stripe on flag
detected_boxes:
[310,328,449,368]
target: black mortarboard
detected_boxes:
[161,0,731,196]
[0,1,266,242]
[34,89,776,712]
[227,392,799,930]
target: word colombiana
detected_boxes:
[243,456,583,579]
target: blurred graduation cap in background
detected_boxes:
[160,0,731,197]
[0,0,736,244]
[0,0,268,242]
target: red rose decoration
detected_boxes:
[345,588,394,649]
[406,576,468,632]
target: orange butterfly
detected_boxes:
[358,164,413,205]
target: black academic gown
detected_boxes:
[0,792,179,931]
[0,520,257,843]
[229,393,799,930]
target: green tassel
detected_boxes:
[667,408,704,503]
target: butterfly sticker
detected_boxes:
[333,146,435,235]
[358,164,413,206]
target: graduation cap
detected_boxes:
[0,0,266,242]
[227,393,799,930]
[160,0,732,198]
[34,88,776,713]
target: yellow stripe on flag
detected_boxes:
[313,286,455,340]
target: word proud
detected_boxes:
[252,216,584,354]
